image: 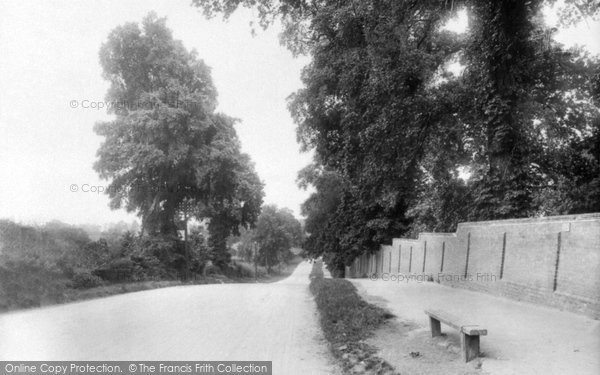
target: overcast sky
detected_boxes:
[0,1,598,227]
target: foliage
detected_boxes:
[0,257,67,310]
[0,219,222,310]
[460,1,598,220]
[298,163,344,270]
[94,13,264,264]
[251,205,304,272]
[229,226,256,262]
[71,271,103,289]
[290,1,466,271]
[187,228,214,273]
[228,205,304,271]
[193,0,600,268]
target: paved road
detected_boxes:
[0,261,335,374]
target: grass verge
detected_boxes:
[0,258,304,313]
[309,260,398,375]
[62,275,235,305]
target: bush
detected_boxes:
[220,262,254,278]
[139,236,185,265]
[203,262,220,276]
[130,254,171,280]
[71,271,103,289]
[310,260,324,279]
[234,262,256,278]
[93,258,137,282]
[0,258,67,310]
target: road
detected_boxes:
[0,261,335,374]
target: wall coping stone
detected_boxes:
[457,213,600,228]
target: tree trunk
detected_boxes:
[471,0,539,219]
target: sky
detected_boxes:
[0,0,311,226]
[0,1,598,227]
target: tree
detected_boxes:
[297,162,346,276]
[462,1,542,219]
[228,226,256,262]
[460,1,600,219]
[253,205,303,273]
[288,1,465,270]
[193,0,600,267]
[94,13,264,265]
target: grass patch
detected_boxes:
[63,275,234,304]
[0,258,304,313]
[309,260,398,375]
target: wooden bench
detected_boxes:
[424,309,488,362]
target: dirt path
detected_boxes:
[0,261,336,374]
[350,278,600,375]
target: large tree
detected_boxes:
[289,0,466,272]
[94,13,264,264]
[193,1,600,271]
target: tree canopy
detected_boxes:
[196,1,600,274]
[237,205,304,272]
[94,13,264,264]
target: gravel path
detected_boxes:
[351,278,600,375]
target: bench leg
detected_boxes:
[461,333,480,362]
[429,317,442,337]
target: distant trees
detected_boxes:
[253,205,304,272]
[193,0,600,275]
[94,13,264,265]
[297,163,346,276]
[230,227,256,262]
[230,205,304,272]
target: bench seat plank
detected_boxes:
[461,325,487,336]
[425,309,466,330]
[425,309,487,335]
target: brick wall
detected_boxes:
[347,213,600,318]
